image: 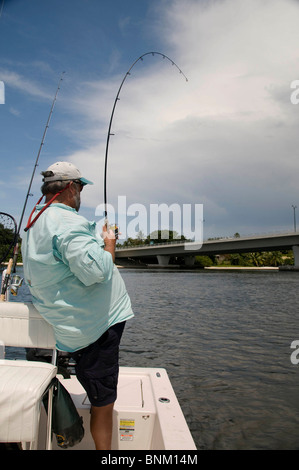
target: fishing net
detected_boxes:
[0,212,17,267]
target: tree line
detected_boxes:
[117,230,294,267]
[195,251,294,268]
[0,225,294,268]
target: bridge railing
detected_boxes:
[116,239,187,250]
[115,231,297,251]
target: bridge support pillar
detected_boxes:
[184,256,195,266]
[157,255,170,266]
[292,245,299,267]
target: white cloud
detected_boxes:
[9,106,20,116]
[61,0,299,237]
[0,69,52,100]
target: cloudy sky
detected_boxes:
[1,0,299,240]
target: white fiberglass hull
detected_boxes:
[38,367,196,451]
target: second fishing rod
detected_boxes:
[103,51,188,237]
[3,72,65,299]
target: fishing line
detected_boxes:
[103,52,188,224]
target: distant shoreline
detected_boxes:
[204,266,279,271]
[4,262,297,272]
[117,264,282,271]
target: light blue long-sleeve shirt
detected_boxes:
[21,203,134,352]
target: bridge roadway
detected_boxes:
[115,232,299,266]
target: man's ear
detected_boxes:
[68,181,77,194]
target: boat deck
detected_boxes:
[38,367,196,450]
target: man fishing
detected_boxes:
[21,161,134,450]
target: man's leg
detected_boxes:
[73,323,126,450]
[90,403,114,450]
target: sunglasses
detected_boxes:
[72,180,84,191]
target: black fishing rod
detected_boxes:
[103,52,188,223]
[18,71,65,237]
[0,72,65,299]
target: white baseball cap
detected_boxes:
[42,161,93,185]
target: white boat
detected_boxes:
[40,367,196,451]
[0,299,196,451]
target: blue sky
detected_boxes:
[1,0,299,240]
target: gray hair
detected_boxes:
[41,171,71,195]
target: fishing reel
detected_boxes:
[10,274,23,296]
[104,218,119,240]
[110,224,119,240]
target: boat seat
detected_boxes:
[0,302,57,450]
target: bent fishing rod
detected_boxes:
[0,72,65,300]
[103,52,188,226]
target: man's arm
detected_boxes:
[53,221,115,286]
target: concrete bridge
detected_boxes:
[115,232,299,267]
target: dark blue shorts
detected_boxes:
[71,322,125,407]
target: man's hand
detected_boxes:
[102,224,116,262]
